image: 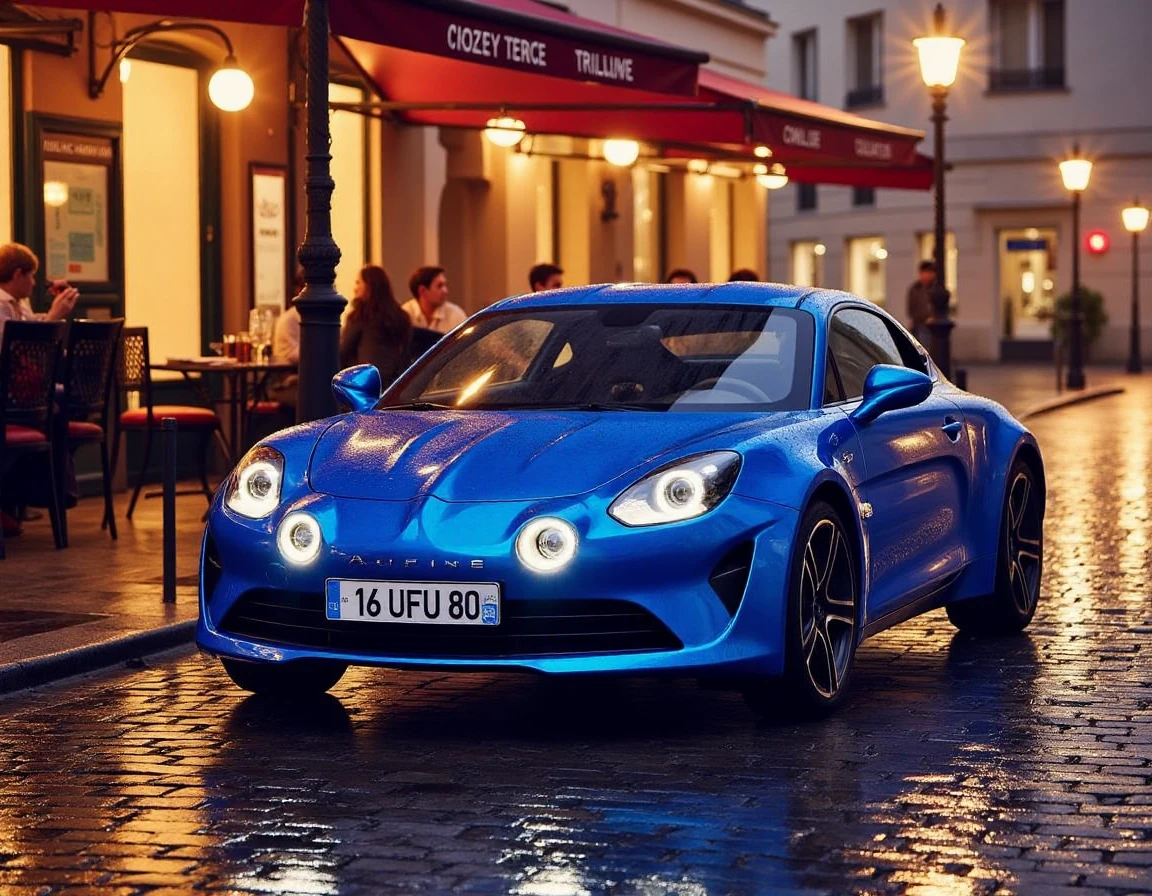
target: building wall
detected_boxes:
[759,0,1152,363]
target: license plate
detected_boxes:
[325,579,501,625]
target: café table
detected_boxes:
[149,357,296,458]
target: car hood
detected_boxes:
[307,409,802,502]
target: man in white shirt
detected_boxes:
[401,265,466,334]
[0,242,79,344]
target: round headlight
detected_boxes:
[516,517,578,573]
[653,469,705,515]
[226,447,284,518]
[277,512,322,565]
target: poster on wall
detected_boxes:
[41,132,112,283]
[251,164,288,309]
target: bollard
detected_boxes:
[162,417,177,604]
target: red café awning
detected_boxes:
[27,0,707,95]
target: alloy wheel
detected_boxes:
[1005,470,1042,616]
[799,518,857,699]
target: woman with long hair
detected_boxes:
[339,264,413,384]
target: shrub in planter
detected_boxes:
[1051,286,1108,353]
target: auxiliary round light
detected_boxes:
[277,512,322,565]
[603,138,640,167]
[484,116,526,147]
[653,469,705,516]
[516,517,578,573]
[208,56,255,112]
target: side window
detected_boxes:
[828,308,904,400]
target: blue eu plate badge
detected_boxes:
[481,594,499,625]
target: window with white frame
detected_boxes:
[791,240,826,287]
[846,13,883,108]
[793,29,818,101]
[916,231,958,300]
[846,236,887,306]
[989,0,1065,89]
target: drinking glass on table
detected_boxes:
[248,307,275,364]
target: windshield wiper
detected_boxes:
[379,401,454,411]
[534,402,663,412]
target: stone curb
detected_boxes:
[1017,384,1126,421]
[0,619,197,696]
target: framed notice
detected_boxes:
[41,131,114,283]
[250,163,288,309]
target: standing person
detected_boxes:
[528,263,563,291]
[905,260,936,345]
[0,242,79,343]
[401,265,466,334]
[664,268,698,284]
[340,265,412,385]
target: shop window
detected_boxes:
[916,231,958,299]
[793,29,818,101]
[791,240,826,287]
[846,12,884,108]
[632,165,661,282]
[852,186,875,207]
[846,236,887,306]
[708,178,734,284]
[797,183,817,212]
[329,83,367,304]
[989,0,1065,90]
[0,45,11,243]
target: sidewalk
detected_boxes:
[0,363,1131,696]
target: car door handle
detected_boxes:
[942,418,963,442]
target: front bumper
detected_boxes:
[197,488,798,677]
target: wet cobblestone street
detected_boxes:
[1,385,1150,895]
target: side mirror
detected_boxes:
[850,364,933,425]
[332,364,381,413]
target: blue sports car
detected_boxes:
[198,283,1044,717]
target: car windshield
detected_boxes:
[382,303,815,412]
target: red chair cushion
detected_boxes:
[247,401,284,415]
[68,420,105,440]
[4,425,47,445]
[120,405,221,428]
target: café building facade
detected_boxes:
[2,0,932,370]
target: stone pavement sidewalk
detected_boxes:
[0,362,1133,695]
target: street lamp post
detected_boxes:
[914,4,964,380]
[1122,199,1150,374]
[1058,146,1093,390]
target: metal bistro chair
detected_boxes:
[110,326,232,519]
[59,318,125,544]
[0,320,66,558]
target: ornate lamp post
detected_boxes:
[1122,199,1150,374]
[1058,146,1093,390]
[914,4,964,379]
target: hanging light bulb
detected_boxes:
[208,55,254,112]
[603,138,640,167]
[484,117,526,147]
[753,145,772,158]
[687,159,709,174]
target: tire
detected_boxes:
[743,500,859,719]
[221,657,347,696]
[947,458,1043,635]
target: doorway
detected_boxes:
[998,227,1057,360]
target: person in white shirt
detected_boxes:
[0,242,79,344]
[400,265,466,334]
[272,270,305,365]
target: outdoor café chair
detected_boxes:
[0,320,66,558]
[110,326,232,520]
[59,318,125,544]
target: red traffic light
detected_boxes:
[1085,230,1110,254]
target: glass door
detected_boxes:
[999,227,1058,341]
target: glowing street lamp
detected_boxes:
[914,3,965,379]
[1122,199,1150,373]
[1059,144,1093,389]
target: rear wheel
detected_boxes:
[947,458,1043,634]
[221,657,347,696]
[744,500,859,719]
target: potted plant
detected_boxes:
[1051,286,1108,358]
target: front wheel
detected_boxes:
[221,657,347,696]
[744,500,859,719]
[947,458,1043,635]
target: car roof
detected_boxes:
[485,282,870,317]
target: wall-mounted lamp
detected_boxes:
[753,145,773,158]
[43,181,68,208]
[484,116,526,147]
[603,138,640,167]
[88,14,254,112]
[755,163,788,189]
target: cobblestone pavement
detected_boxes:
[1,385,1151,895]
